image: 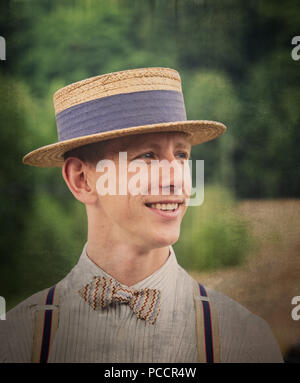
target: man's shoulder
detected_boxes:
[204,286,271,336]
[177,269,268,330]
[204,287,283,362]
[0,287,53,363]
[6,267,76,320]
[175,266,283,362]
[205,287,256,322]
[6,287,51,319]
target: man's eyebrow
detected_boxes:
[126,142,160,151]
[174,141,191,150]
[126,141,191,152]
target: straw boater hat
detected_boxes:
[22,67,227,167]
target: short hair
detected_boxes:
[63,137,131,165]
[63,141,107,165]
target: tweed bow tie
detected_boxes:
[78,276,161,324]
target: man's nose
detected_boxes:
[160,154,186,195]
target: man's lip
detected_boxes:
[144,200,184,205]
[145,203,182,219]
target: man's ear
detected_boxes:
[62,158,98,205]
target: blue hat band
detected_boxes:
[56,90,187,141]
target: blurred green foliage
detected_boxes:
[0,0,299,308]
[174,185,252,271]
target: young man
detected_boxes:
[0,67,283,363]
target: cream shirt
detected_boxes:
[0,243,283,363]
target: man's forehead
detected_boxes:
[106,132,191,152]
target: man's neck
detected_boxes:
[85,239,170,287]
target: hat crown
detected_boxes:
[53,67,182,116]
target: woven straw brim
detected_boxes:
[22,120,226,167]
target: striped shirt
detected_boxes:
[0,243,283,362]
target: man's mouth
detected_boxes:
[145,202,180,212]
[144,200,185,219]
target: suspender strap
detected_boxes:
[31,285,60,363]
[193,280,220,363]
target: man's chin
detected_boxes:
[150,231,180,248]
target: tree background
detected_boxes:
[0,0,299,360]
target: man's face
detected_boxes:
[88,132,192,251]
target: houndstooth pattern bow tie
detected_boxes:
[78,276,161,324]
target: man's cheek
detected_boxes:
[180,204,188,220]
[183,165,192,198]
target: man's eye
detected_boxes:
[139,152,155,159]
[176,152,189,159]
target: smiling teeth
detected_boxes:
[150,203,179,211]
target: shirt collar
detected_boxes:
[71,242,178,297]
